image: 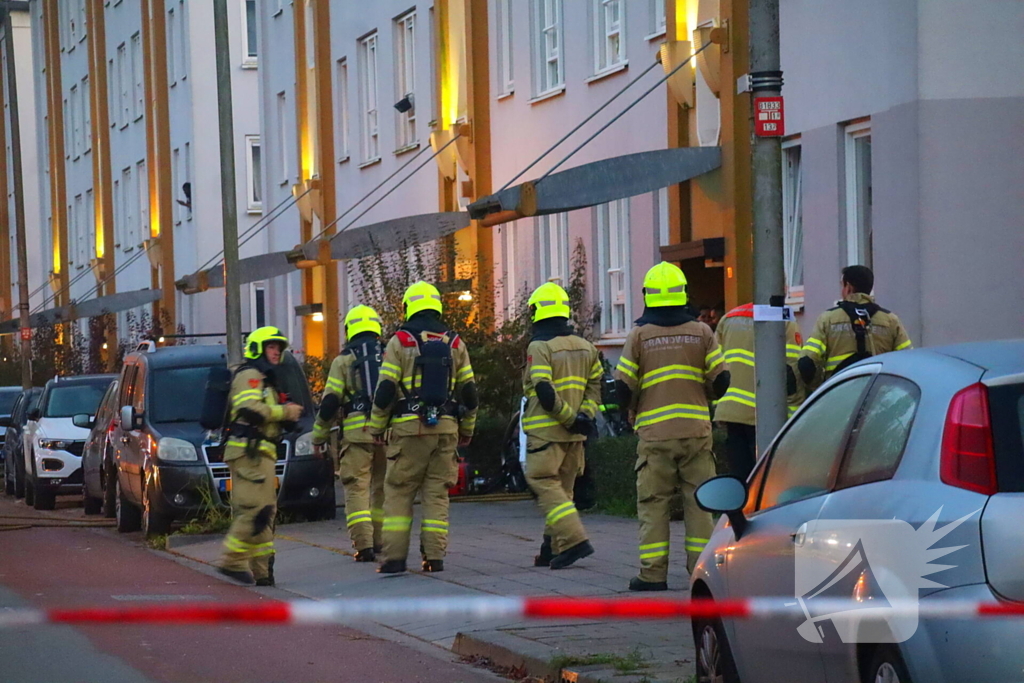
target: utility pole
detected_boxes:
[4,7,32,389]
[748,0,787,456]
[213,0,242,366]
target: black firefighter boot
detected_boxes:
[534,535,554,567]
[549,540,595,570]
[255,556,276,587]
[354,548,377,562]
[628,576,668,592]
[421,559,444,572]
[218,567,256,586]
[377,559,408,574]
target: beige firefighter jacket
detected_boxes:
[312,350,375,445]
[522,334,603,443]
[224,366,286,461]
[614,320,725,440]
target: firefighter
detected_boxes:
[218,327,304,586]
[369,281,477,574]
[522,282,602,570]
[714,303,804,480]
[312,305,386,562]
[614,262,730,591]
[798,265,912,390]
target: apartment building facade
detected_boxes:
[22,0,261,339]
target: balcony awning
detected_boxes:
[0,288,163,335]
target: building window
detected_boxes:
[501,222,519,313]
[112,179,121,248]
[593,0,624,74]
[242,0,258,67]
[176,0,189,81]
[276,91,290,184]
[121,166,133,249]
[250,281,267,329]
[597,199,630,336]
[136,159,147,244]
[73,195,84,266]
[86,189,95,260]
[495,0,514,95]
[394,12,416,150]
[782,141,804,304]
[649,0,666,37]
[130,33,143,119]
[82,76,91,153]
[117,42,129,127]
[536,213,569,284]
[532,0,564,96]
[844,121,872,268]
[246,135,263,213]
[172,147,181,225]
[107,58,117,128]
[184,142,192,220]
[335,58,350,161]
[69,85,80,159]
[167,7,177,85]
[358,32,380,162]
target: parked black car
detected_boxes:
[0,385,23,441]
[78,379,120,516]
[2,388,42,498]
[103,342,330,537]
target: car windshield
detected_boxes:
[43,382,112,418]
[150,365,223,423]
[0,390,20,415]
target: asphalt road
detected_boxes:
[0,496,497,683]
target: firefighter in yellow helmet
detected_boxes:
[523,282,603,569]
[312,305,386,561]
[368,282,478,574]
[613,263,730,591]
[218,327,304,586]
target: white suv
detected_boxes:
[24,375,115,510]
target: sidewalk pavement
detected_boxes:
[167,495,698,683]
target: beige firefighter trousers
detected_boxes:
[220,453,277,579]
[525,438,588,556]
[636,435,715,581]
[339,441,386,551]
[381,433,459,563]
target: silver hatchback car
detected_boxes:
[691,340,1024,683]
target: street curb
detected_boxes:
[453,629,563,681]
[165,533,219,551]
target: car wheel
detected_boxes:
[33,486,56,511]
[865,645,913,683]
[24,478,34,506]
[692,614,741,683]
[101,460,117,519]
[14,456,25,498]
[142,482,172,537]
[115,477,142,533]
[83,483,102,515]
[4,461,13,496]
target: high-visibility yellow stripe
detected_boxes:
[547,502,577,526]
[706,350,725,372]
[718,387,757,409]
[618,357,638,371]
[380,367,400,381]
[392,415,419,424]
[325,377,345,389]
[615,360,638,380]
[640,364,704,389]
[421,519,448,534]
[589,361,604,380]
[896,339,912,351]
[635,403,710,427]
[826,353,854,371]
[640,550,670,560]
[343,415,368,427]
[639,542,669,550]
[786,344,801,359]
[581,399,598,416]
[231,390,262,405]
[724,349,756,367]
[803,338,825,354]
[523,418,560,429]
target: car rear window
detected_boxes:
[150,365,222,423]
[44,382,111,418]
[0,390,20,414]
[989,382,1024,492]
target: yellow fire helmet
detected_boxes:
[402,281,443,318]
[244,326,289,360]
[643,261,689,307]
[344,304,382,338]
[528,282,571,322]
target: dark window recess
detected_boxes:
[255,288,266,328]
[989,383,1024,492]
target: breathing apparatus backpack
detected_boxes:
[832,301,883,374]
[346,336,382,415]
[396,330,456,426]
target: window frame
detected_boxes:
[647,0,666,39]
[782,137,804,306]
[242,0,258,68]
[245,134,263,213]
[117,42,129,128]
[167,6,177,86]
[276,91,290,185]
[596,199,631,339]
[749,372,876,515]
[130,32,144,120]
[358,31,381,164]
[834,375,921,491]
[592,0,626,76]
[844,119,872,268]
[335,57,350,162]
[135,159,147,246]
[531,0,564,98]
[495,0,514,96]
[536,213,569,285]
[69,84,81,160]
[393,11,417,151]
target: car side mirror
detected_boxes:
[696,475,750,540]
[72,414,95,430]
[120,405,140,431]
[27,408,41,422]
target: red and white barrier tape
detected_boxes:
[2,596,1024,628]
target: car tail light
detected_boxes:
[940,383,996,495]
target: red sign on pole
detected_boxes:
[20,327,31,341]
[754,96,785,137]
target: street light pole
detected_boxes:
[749,0,787,456]
[3,8,32,389]
[213,0,242,366]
